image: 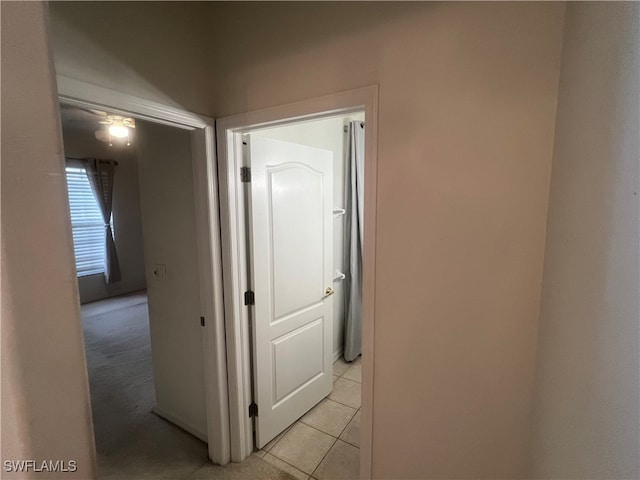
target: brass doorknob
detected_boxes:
[325,287,334,296]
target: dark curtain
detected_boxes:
[84,158,121,284]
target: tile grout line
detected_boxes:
[267,421,337,476]
[309,435,339,480]
[308,426,360,479]
[307,395,360,479]
[265,360,360,478]
[333,374,361,387]
[270,416,358,479]
[272,424,294,449]
[298,420,339,439]
[334,406,359,445]
[297,406,357,440]
[339,363,362,383]
[264,451,313,480]
[326,395,361,410]
[335,375,362,446]
[263,393,354,454]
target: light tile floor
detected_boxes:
[258,357,362,480]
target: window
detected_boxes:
[65,166,111,276]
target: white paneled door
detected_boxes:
[246,135,334,448]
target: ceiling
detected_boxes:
[59,103,108,133]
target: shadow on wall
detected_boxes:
[48,1,436,116]
[209,2,439,68]
[208,2,440,114]
[528,3,640,478]
[49,1,214,114]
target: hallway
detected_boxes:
[81,292,294,480]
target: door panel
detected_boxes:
[272,318,324,404]
[247,135,333,448]
[268,164,325,319]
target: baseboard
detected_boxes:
[152,405,208,443]
[80,287,147,305]
[333,347,344,363]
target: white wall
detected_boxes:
[61,127,147,303]
[529,3,640,478]
[134,120,207,439]
[1,2,96,478]
[254,113,365,359]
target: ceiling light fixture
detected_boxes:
[109,124,129,138]
[99,115,136,146]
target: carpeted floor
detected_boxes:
[81,291,295,480]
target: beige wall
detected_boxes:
[529,3,640,478]
[43,2,567,477]
[1,2,96,478]
[254,113,365,359]
[19,2,640,478]
[210,3,565,477]
[61,127,147,303]
[135,120,207,439]
[8,2,636,477]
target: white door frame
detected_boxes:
[216,86,378,478]
[56,76,231,465]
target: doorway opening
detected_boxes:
[217,86,378,478]
[56,77,230,467]
[247,113,365,479]
[59,104,212,477]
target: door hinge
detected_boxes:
[244,290,255,306]
[200,316,205,327]
[240,166,251,183]
[249,402,258,418]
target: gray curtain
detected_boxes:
[344,121,365,361]
[84,158,121,284]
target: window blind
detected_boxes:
[65,166,108,277]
